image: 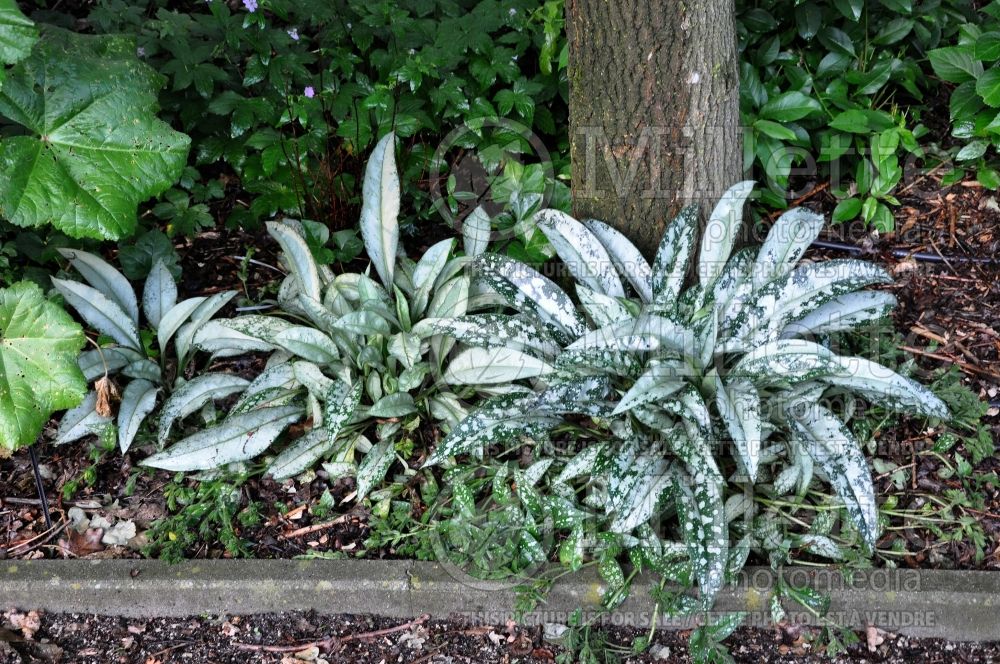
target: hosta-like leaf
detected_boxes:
[266,429,329,481]
[359,132,400,288]
[157,373,250,446]
[193,314,289,355]
[335,309,393,337]
[0,282,86,451]
[671,464,727,604]
[697,181,755,289]
[736,260,892,347]
[426,274,470,319]
[356,438,396,499]
[652,205,699,305]
[292,361,334,397]
[714,377,763,482]
[732,339,840,384]
[268,380,362,479]
[823,355,949,419]
[0,30,190,240]
[613,359,687,415]
[231,363,297,414]
[0,0,37,66]
[57,249,139,326]
[53,391,110,445]
[142,259,177,329]
[52,278,141,350]
[463,206,491,258]
[388,332,422,368]
[535,209,625,297]
[444,347,554,385]
[274,326,340,364]
[786,403,878,549]
[123,358,160,382]
[752,207,824,287]
[576,285,633,327]
[780,291,896,338]
[603,439,672,533]
[555,444,605,483]
[411,238,455,317]
[117,378,158,453]
[413,315,560,359]
[142,405,303,471]
[77,347,142,382]
[582,219,653,303]
[174,291,237,361]
[157,296,206,356]
[369,392,417,418]
[475,253,586,343]
[566,314,697,356]
[267,221,321,301]
[425,391,561,465]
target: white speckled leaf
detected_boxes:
[52,278,141,350]
[267,221,322,302]
[142,405,303,471]
[652,205,699,305]
[157,373,250,446]
[583,218,653,303]
[786,403,878,549]
[535,209,625,297]
[142,259,177,330]
[752,207,825,288]
[359,132,400,288]
[117,378,158,453]
[697,181,755,289]
[58,249,139,326]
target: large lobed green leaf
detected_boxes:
[0,29,190,240]
[0,0,36,69]
[0,281,86,452]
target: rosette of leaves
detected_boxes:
[52,250,241,455]
[0,26,190,240]
[422,182,948,611]
[141,134,473,496]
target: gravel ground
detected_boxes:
[1,610,998,663]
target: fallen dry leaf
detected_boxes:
[867,624,886,652]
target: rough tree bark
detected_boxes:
[566,0,741,257]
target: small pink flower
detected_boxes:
[304,86,315,98]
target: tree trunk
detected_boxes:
[566,0,741,257]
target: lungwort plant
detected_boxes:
[141,133,473,494]
[52,251,239,454]
[421,182,949,610]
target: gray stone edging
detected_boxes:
[1,560,997,641]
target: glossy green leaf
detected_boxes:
[0,281,86,452]
[0,30,190,239]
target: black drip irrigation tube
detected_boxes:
[813,240,1000,409]
[811,239,1000,265]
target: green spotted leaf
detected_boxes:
[0,281,86,452]
[0,29,190,240]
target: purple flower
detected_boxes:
[304,86,315,98]
[242,0,257,12]
[287,28,299,40]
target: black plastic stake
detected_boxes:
[28,445,52,531]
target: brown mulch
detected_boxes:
[0,609,998,663]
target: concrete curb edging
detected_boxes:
[1,561,997,641]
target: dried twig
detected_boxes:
[234,613,430,653]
